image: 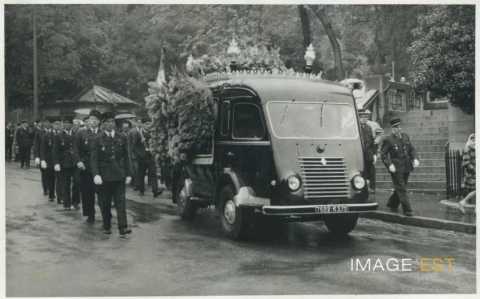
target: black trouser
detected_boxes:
[40,168,48,194]
[387,172,412,213]
[137,156,158,194]
[44,167,56,199]
[72,168,81,206]
[58,167,74,208]
[97,181,128,230]
[55,172,62,203]
[18,146,31,168]
[131,159,139,189]
[6,141,12,161]
[80,170,96,218]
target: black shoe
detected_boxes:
[86,216,95,224]
[403,211,414,217]
[49,198,54,202]
[103,228,112,234]
[153,190,163,198]
[139,191,145,196]
[119,228,132,235]
[43,191,48,196]
[64,206,72,211]
[73,204,80,210]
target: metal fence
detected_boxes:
[445,143,464,197]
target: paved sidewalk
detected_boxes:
[364,190,476,234]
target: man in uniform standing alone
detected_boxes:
[91,112,132,237]
[381,118,420,216]
[74,110,101,223]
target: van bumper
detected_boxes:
[233,186,378,216]
[261,202,378,216]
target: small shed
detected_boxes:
[41,85,140,119]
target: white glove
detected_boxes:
[373,155,377,164]
[388,164,396,173]
[77,161,86,170]
[40,160,47,169]
[125,176,132,185]
[413,159,420,168]
[54,164,61,172]
[94,175,103,185]
[34,157,40,166]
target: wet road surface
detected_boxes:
[6,162,476,296]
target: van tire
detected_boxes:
[324,214,358,235]
[219,185,249,240]
[176,178,197,221]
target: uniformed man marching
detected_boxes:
[16,120,33,169]
[40,121,56,201]
[71,118,83,210]
[91,112,132,237]
[51,121,63,204]
[53,119,76,210]
[73,110,101,223]
[33,120,48,195]
[381,118,420,216]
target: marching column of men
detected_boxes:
[32,110,134,238]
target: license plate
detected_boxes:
[314,204,348,214]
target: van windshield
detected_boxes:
[266,102,359,139]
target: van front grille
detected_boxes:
[298,157,349,200]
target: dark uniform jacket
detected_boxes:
[16,127,33,148]
[33,128,45,158]
[360,123,376,162]
[73,127,99,171]
[40,130,56,168]
[53,130,76,168]
[91,131,131,182]
[381,132,417,173]
[6,126,15,145]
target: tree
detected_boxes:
[308,5,345,80]
[408,5,475,113]
[298,5,311,48]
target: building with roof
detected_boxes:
[41,85,140,120]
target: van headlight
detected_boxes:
[352,175,366,190]
[287,175,301,191]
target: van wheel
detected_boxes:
[324,214,358,235]
[219,185,249,240]
[176,179,197,221]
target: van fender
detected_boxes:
[220,167,243,193]
[217,168,270,208]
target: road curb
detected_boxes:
[362,211,476,234]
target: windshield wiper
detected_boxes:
[279,98,295,125]
[319,103,324,127]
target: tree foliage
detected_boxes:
[5,4,474,114]
[408,5,475,113]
